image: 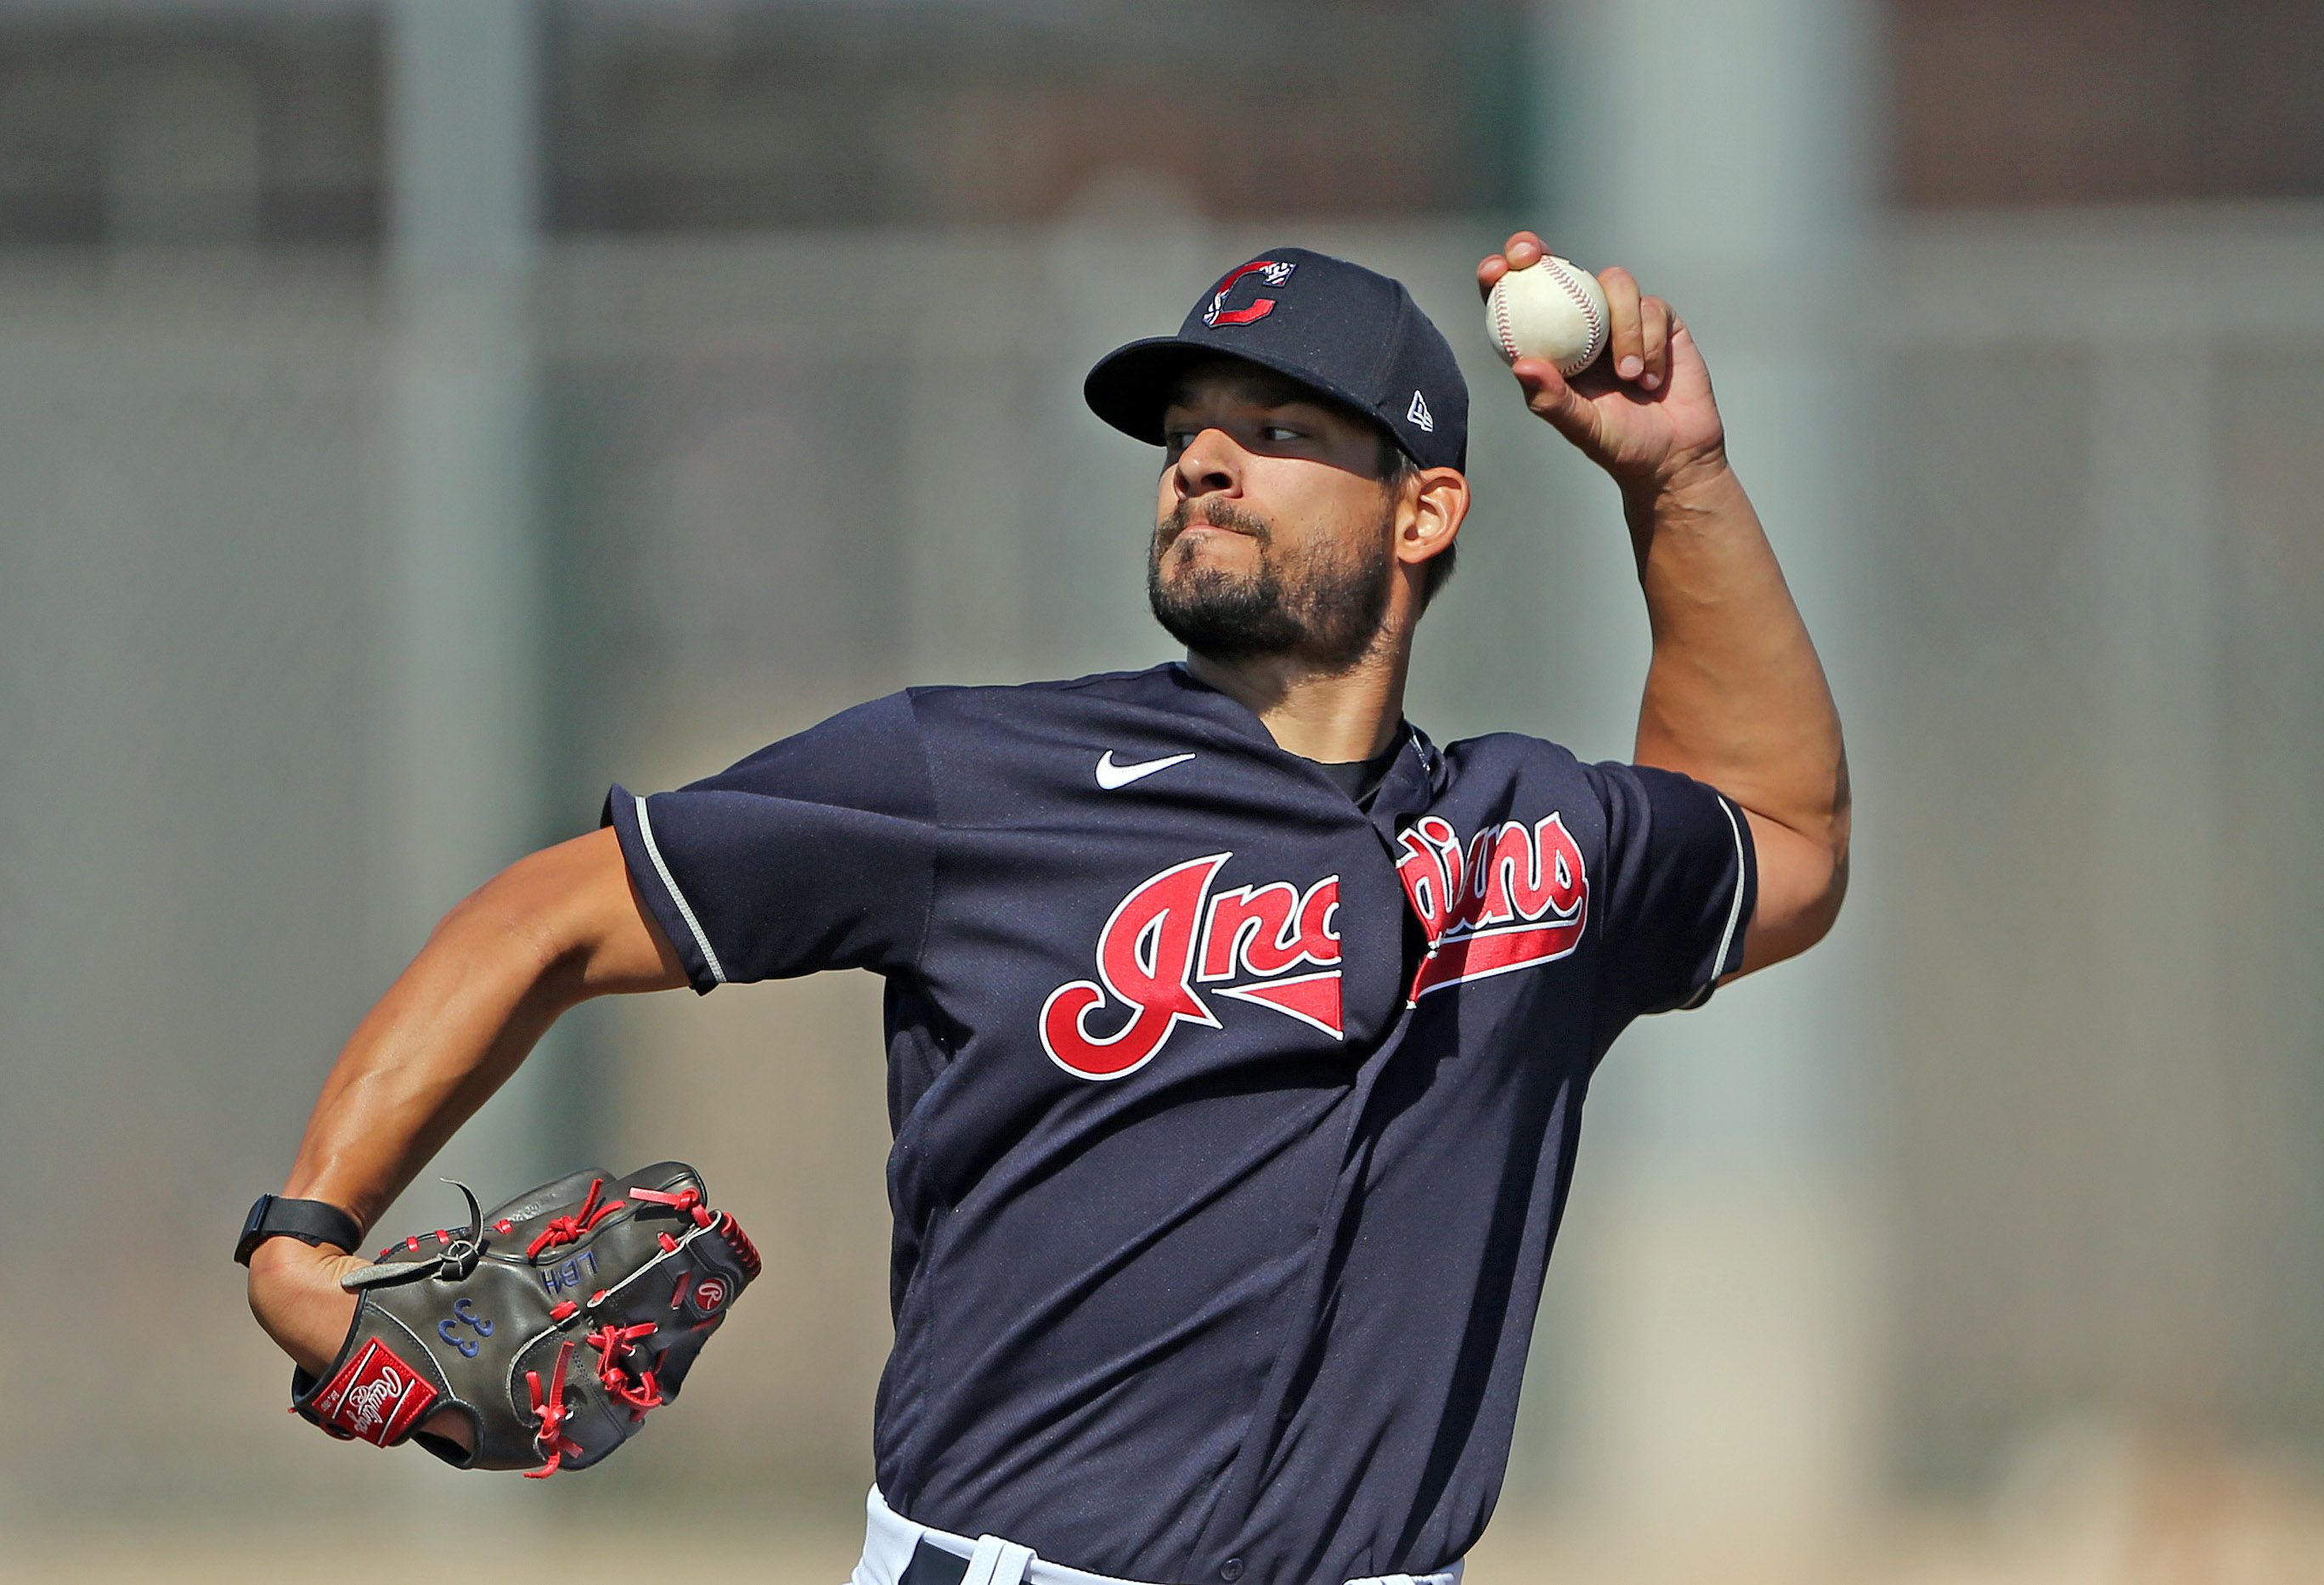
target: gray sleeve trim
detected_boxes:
[1678,794,1751,1010]
[635,792,727,985]
[1710,793,1750,976]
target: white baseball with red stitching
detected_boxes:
[1485,256,1610,377]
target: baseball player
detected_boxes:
[245,232,1847,1584]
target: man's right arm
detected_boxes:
[246,826,686,1379]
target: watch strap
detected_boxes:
[236,1193,363,1266]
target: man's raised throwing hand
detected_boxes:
[1476,231,1728,497]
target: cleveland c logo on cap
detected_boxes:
[1203,260,1298,327]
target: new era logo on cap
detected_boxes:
[1083,245,1470,473]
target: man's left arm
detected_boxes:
[1478,231,1849,978]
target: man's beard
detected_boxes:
[1146,495,1394,672]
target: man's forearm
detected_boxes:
[282,885,577,1232]
[1621,460,1848,854]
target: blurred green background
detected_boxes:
[2,2,2321,1581]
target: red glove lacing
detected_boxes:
[716,1210,763,1278]
[629,1187,760,1280]
[626,1184,715,1227]
[524,1340,584,1478]
[526,1177,623,1259]
[588,1320,666,1419]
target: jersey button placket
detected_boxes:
[1220,1560,1244,1582]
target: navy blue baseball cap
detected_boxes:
[1084,246,1469,473]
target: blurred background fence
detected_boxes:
[0,3,2320,1582]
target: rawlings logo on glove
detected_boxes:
[289,1161,759,1476]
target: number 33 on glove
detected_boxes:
[289,1162,759,1477]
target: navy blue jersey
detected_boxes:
[603,662,1753,1584]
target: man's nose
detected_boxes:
[1172,426,1242,498]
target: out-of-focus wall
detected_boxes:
[1871,207,2324,1484]
[0,254,402,1513]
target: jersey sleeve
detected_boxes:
[1582,760,1757,1034]
[601,690,939,994]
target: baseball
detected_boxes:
[1484,256,1610,377]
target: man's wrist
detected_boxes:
[245,1233,334,1278]
[1619,448,1737,516]
[235,1191,363,1266]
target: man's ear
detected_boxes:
[1394,468,1469,572]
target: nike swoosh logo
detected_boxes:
[1095,751,1196,790]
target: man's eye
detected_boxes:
[1159,423,1301,449]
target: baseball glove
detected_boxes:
[289,1160,759,1476]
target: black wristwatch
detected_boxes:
[235,1193,364,1266]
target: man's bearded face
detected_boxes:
[1146,488,1395,671]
